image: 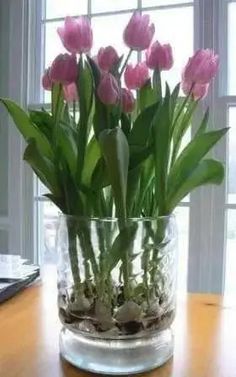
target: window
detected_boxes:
[25,0,234,294]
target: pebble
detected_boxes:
[147,301,165,317]
[68,295,91,312]
[115,301,142,323]
[101,327,120,338]
[95,300,113,331]
[77,320,95,333]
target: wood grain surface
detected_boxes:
[0,266,236,377]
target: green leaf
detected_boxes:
[78,57,93,122]
[195,108,210,137]
[29,110,54,141]
[24,139,60,196]
[91,157,109,190]
[82,136,101,187]
[129,145,152,170]
[167,159,225,212]
[171,99,197,164]
[44,193,65,212]
[77,56,94,182]
[152,69,162,102]
[126,166,141,216]
[86,56,110,138]
[167,128,229,201]
[129,101,159,147]
[105,224,137,272]
[93,98,109,138]
[86,54,101,87]
[110,54,124,77]
[121,113,131,138]
[138,79,156,111]
[153,86,172,215]
[169,83,180,118]
[99,127,129,222]
[52,83,64,118]
[58,123,78,178]
[0,98,53,159]
[134,156,154,215]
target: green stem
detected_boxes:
[123,250,131,300]
[67,220,82,296]
[153,69,162,102]
[78,222,99,280]
[52,84,63,147]
[150,219,167,293]
[171,83,195,136]
[96,221,107,301]
[119,49,133,78]
[73,100,76,123]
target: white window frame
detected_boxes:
[4,0,233,293]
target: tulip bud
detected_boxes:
[123,12,155,51]
[42,68,52,90]
[124,63,149,90]
[121,88,135,113]
[182,80,209,101]
[57,16,93,54]
[182,49,219,85]
[97,73,120,105]
[146,41,173,71]
[97,46,120,72]
[63,83,79,103]
[50,54,77,85]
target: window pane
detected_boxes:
[142,0,192,7]
[43,21,65,102]
[45,0,87,19]
[92,13,132,56]
[39,201,59,264]
[228,2,236,95]
[228,107,236,204]
[44,21,65,69]
[225,210,236,295]
[92,0,137,13]
[175,206,189,293]
[146,6,193,90]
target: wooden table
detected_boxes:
[0,267,236,377]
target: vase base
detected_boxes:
[59,327,173,375]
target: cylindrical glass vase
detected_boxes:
[57,215,177,375]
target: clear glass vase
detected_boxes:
[57,215,177,375]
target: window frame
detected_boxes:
[10,0,234,293]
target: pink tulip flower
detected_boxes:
[63,83,79,102]
[182,49,219,85]
[97,46,120,72]
[42,68,52,90]
[146,41,173,71]
[121,88,135,113]
[97,73,120,105]
[182,80,209,101]
[124,63,149,90]
[57,16,93,54]
[50,54,77,85]
[123,12,155,51]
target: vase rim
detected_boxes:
[58,214,175,222]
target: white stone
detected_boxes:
[147,301,164,317]
[77,320,95,333]
[116,301,142,323]
[95,300,113,331]
[68,295,91,312]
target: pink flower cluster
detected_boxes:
[42,11,219,108]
